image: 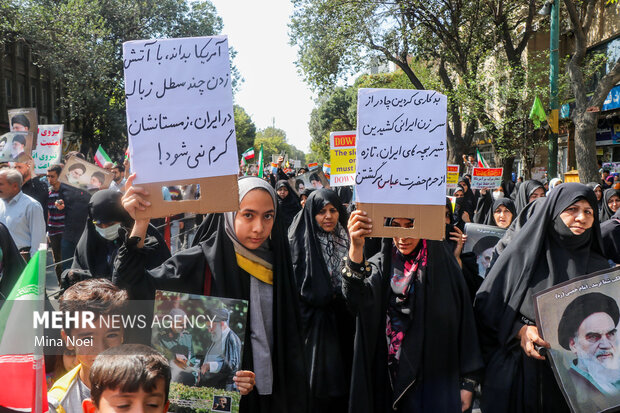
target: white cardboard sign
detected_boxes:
[33,125,63,174]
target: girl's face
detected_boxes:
[300,195,308,207]
[390,218,419,255]
[608,195,620,213]
[234,189,275,250]
[529,187,545,202]
[276,186,289,200]
[315,202,339,232]
[493,205,513,229]
[595,187,603,201]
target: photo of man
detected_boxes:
[67,163,86,186]
[310,173,323,189]
[10,134,26,160]
[558,292,620,396]
[199,308,242,391]
[473,236,499,276]
[10,114,30,132]
[89,171,106,189]
[212,395,232,412]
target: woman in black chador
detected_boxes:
[275,179,300,228]
[475,183,609,412]
[114,176,308,413]
[343,211,483,412]
[288,188,354,412]
[514,179,545,214]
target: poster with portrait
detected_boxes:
[0,131,34,163]
[151,290,248,413]
[288,169,330,196]
[534,267,620,413]
[8,108,38,147]
[59,155,113,192]
[462,223,506,277]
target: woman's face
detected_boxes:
[315,202,339,232]
[390,218,419,255]
[445,206,451,224]
[234,189,275,250]
[608,194,620,213]
[559,199,594,235]
[300,194,308,207]
[459,181,468,192]
[493,205,513,229]
[454,190,464,198]
[529,187,546,202]
[276,186,289,200]
[595,187,603,201]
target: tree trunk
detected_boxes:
[573,111,600,183]
[502,156,514,182]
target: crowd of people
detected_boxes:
[1,149,620,413]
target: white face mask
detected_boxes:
[95,223,121,241]
[492,190,503,200]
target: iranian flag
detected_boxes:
[257,145,264,178]
[94,145,112,167]
[476,148,490,168]
[242,147,255,160]
[0,246,47,412]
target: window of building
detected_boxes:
[5,79,12,104]
[31,85,36,107]
[41,88,48,113]
[18,84,25,106]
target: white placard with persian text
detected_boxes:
[355,89,447,204]
[123,36,238,184]
[33,125,63,174]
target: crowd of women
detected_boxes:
[4,165,619,413]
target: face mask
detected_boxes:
[95,223,121,241]
[493,191,503,200]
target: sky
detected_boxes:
[210,0,316,152]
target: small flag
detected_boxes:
[242,147,255,160]
[258,145,264,178]
[476,148,489,168]
[308,162,318,171]
[270,162,278,175]
[0,247,47,412]
[94,145,112,168]
[323,163,331,179]
[529,96,548,129]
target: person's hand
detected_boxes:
[461,389,473,412]
[233,370,256,396]
[347,210,372,263]
[55,199,65,210]
[518,325,550,360]
[450,226,467,257]
[201,362,210,374]
[462,211,471,223]
[480,188,487,195]
[122,174,150,220]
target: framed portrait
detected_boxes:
[0,132,34,163]
[288,170,330,196]
[59,155,113,191]
[8,108,38,147]
[462,223,506,277]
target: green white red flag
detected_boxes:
[94,145,112,168]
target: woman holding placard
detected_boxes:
[115,175,308,413]
[343,211,483,412]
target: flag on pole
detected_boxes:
[0,246,47,412]
[242,147,255,160]
[94,145,112,167]
[308,162,318,171]
[258,145,264,178]
[476,148,490,168]
[529,96,548,129]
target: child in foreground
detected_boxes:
[82,344,171,413]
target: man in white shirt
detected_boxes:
[0,168,46,260]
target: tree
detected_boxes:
[254,127,306,165]
[234,105,256,157]
[563,0,620,182]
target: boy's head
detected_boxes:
[83,344,171,413]
[59,279,128,368]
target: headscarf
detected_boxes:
[514,179,544,214]
[73,189,170,279]
[548,178,562,190]
[275,180,301,228]
[475,183,609,354]
[601,209,620,264]
[458,176,476,206]
[223,177,277,283]
[600,188,620,222]
[501,180,515,198]
[0,222,26,300]
[288,188,349,305]
[473,190,494,224]
[485,197,516,227]
[509,180,521,200]
[453,190,473,231]
[586,182,603,211]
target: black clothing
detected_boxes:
[600,188,620,222]
[458,176,477,206]
[514,179,544,214]
[501,180,515,197]
[454,195,473,231]
[73,190,169,279]
[59,184,91,244]
[485,197,516,227]
[335,186,353,206]
[586,182,603,213]
[475,183,609,413]
[601,209,620,263]
[113,212,309,413]
[473,190,493,224]
[275,180,301,229]
[343,239,483,413]
[288,189,354,407]
[0,222,26,300]
[22,176,49,222]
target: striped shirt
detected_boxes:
[48,189,65,236]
